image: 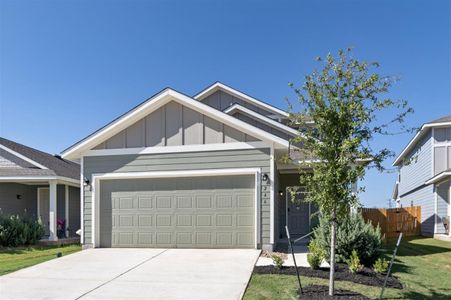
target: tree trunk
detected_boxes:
[329,209,337,296]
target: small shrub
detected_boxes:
[271,253,284,269]
[373,257,389,274]
[307,239,325,269]
[311,213,383,266]
[0,215,44,247]
[347,250,363,274]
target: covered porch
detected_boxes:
[0,177,80,242]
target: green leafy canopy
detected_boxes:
[286,48,414,220]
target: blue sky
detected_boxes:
[1,0,450,207]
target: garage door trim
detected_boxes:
[91,168,261,248]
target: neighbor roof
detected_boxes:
[428,115,451,124]
[393,114,451,166]
[0,138,79,180]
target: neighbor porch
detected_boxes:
[0,178,80,242]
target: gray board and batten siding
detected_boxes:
[94,101,260,150]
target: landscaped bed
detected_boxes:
[300,285,369,299]
[244,237,451,299]
[254,263,402,289]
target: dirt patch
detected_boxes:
[260,250,288,260]
[254,264,402,289]
[299,285,370,299]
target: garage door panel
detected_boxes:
[99,175,255,248]
[138,196,153,209]
[197,215,212,226]
[138,215,153,227]
[156,196,172,209]
[156,215,172,226]
[176,196,193,209]
[137,232,152,244]
[195,195,213,209]
[156,232,172,244]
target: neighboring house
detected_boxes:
[61,82,317,251]
[0,138,81,241]
[393,115,451,237]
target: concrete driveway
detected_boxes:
[0,248,260,300]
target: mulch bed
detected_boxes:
[299,285,370,299]
[254,264,403,289]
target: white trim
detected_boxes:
[432,128,435,178]
[91,168,261,248]
[448,183,451,237]
[62,89,289,160]
[85,142,270,157]
[434,185,438,234]
[224,104,299,136]
[393,121,451,166]
[80,157,84,244]
[425,172,451,185]
[0,176,79,186]
[194,82,289,118]
[269,146,275,244]
[65,185,69,237]
[49,180,58,241]
[0,144,48,169]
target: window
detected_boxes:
[433,127,451,175]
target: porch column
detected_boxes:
[65,185,69,238]
[49,180,58,241]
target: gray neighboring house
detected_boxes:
[393,115,451,237]
[0,138,81,241]
[62,82,318,251]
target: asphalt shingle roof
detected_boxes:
[0,138,79,180]
[428,115,451,124]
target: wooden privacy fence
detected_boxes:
[361,206,421,238]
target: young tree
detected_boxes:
[287,48,413,296]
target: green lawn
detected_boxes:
[244,237,451,299]
[0,244,81,276]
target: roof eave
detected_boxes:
[194,82,289,118]
[393,121,451,166]
[425,171,451,185]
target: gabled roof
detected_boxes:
[0,138,80,180]
[393,114,451,166]
[61,88,289,160]
[223,103,299,136]
[194,82,289,118]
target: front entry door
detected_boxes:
[38,188,50,235]
[286,186,310,236]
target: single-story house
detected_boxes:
[61,82,318,251]
[0,138,80,241]
[393,115,451,237]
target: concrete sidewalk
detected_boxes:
[0,248,260,300]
